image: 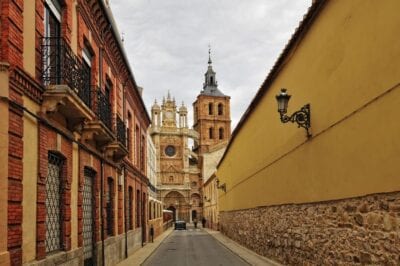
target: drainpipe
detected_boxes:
[100,160,105,266]
[141,180,145,247]
[123,166,128,258]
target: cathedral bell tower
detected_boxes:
[193,48,231,154]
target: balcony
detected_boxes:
[104,115,128,161]
[82,87,114,148]
[41,37,93,130]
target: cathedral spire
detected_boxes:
[201,47,226,97]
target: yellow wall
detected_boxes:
[217,0,400,211]
[23,0,36,76]
[22,96,39,262]
[0,64,10,265]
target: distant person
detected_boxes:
[150,225,154,243]
[202,217,206,228]
[193,218,198,228]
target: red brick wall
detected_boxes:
[8,87,24,266]
[0,0,24,68]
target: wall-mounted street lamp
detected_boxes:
[275,88,311,138]
[216,179,226,193]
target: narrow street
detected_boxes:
[142,225,249,266]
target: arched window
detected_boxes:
[208,103,213,115]
[219,127,224,140]
[209,127,214,139]
[210,76,214,84]
[218,103,223,115]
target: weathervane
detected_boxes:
[208,44,212,64]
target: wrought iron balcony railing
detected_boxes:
[116,116,127,147]
[94,88,112,130]
[42,37,91,108]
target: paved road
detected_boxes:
[142,226,249,266]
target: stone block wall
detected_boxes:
[220,191,400,265]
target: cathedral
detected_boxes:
[150,51,231,222]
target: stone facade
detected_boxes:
[220,191,400,265]
[150,93,202,222]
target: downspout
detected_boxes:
[141,180,144,247]
[123,80,128,258]
[123,166,128,258]
[100,160,105,266]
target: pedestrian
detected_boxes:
[193,218,198,228]
[150,225,154,243]
[202,217,206,228]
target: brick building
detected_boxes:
[0,0,150,265]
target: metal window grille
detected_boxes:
[106,178,114,236]
[136,190,140,227]
[127,187,133,230]
[45,152,64,253]
[83,168,96,265]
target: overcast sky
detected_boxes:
[109,0,311,129]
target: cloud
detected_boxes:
[110,0,311,129]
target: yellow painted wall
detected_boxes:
[217,0,400,211]
[71,142,79,249]
[23,0,36,76]
[0,64,10,265]
[22,96,39,262]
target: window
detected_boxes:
[136,190,140,227]
[149,202,152,220]
[135,126,140,166]
[106,177,114,236]
[219,127,224,140]
[209,127,214,139]
[83,167,95,263]
[43,1,61,85]
[82,47,92,94]
[127,112,132,159]
[210,76,214,84]
[128,187,133,230]
[169,176,174,183]
[191,181,197,188]
[105,78,112,103]
[208,103,213,115]
[140,136,145,171]
[46,152,64,253]
[218,103,223,115]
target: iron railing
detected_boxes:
[116,116,126,147]
[93,87,112,130]
[42,37,91,108]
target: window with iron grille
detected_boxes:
[45,152,64,253]
[136,190,140,227]
[106,177,114,236]
[83,167,96,264]
[127,187,133,230]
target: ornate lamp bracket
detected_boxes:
[279,104,311,138]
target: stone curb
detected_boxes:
[203,228,282,266]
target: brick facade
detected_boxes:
[1,0,151,265]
